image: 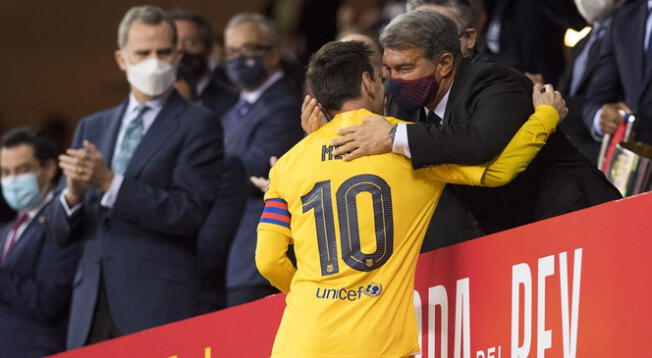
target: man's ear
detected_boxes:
[361,71,374,98]
[437,53,455,79]
[115,49,127,71]
[465,28,478,50]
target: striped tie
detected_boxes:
[112,105,150,175]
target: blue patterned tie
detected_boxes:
[112,105,150,175]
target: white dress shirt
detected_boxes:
[60,89,172,215]
[240,70,284,105]
[392,82,453,158]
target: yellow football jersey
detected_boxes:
[257,107,559,357]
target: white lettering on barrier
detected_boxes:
[511,263,532,358]
[559,249,582,358]
[428,285,449,358]
[537,255,555,357]
[454,278,471,358]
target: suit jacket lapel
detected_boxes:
[442,58,469,127]
[629,2,648,105]
[99,98,129,165]
[123,91,181,178]
[3,205,49,268]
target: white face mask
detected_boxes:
[574,0,622,23]
[124,55,177,97]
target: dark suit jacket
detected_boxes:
[0,198,81,358]
[584,0,652,144]
[223,77,303,298]
[46,91,223,349]
[196,155,246,313]
[400,56,621,235]
[200,72,238,121]
[558,26,609,163]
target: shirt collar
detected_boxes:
[241,71,284,104]
[196,72,211,95]
[426,80,454,119]
[127,88,172,114]
[22,191,53,220]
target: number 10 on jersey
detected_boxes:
[301,174,394,276]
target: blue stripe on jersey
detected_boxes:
[263,207,290,216]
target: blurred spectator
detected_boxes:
[558,0,623,163]
[0,127,81,357]
[175,64,200,102]
[46,6,223,348]
[484,0,584,84]
[170,9,238,119]
[222,13,303,306]
[407,0,478,56]
[584,0,652,146]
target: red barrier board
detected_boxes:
[52,192,652,358]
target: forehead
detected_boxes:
[225,22,266,47]
[175,19,201,38]
[0,144,37,165]
[382,46,425,66]
[125,21,175,49]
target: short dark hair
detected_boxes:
[380,9,462,64]
[169,9,215,53]
[1,127,57,165]
[406,0,473,28]
[306,41,376,113]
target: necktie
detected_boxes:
[1,213,29,264]
[426,110,443,126]
[233,98,252,118]
[570,25,606,96]
[112,105,150,175]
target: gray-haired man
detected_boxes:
[48,5,222,347]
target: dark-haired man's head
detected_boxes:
[170,9,214,80]
[406,0,476,56]
[0,128,57,212]
[306,41,385,117]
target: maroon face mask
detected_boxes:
[387,74,439,112]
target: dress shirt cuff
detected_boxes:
[591,108,604,139]
[100,174,124,209]
[392,123,412,158]
[59,190,82,217]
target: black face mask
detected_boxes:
[386,74,440,112]
[180,53,209,80]
[225,55,267,90]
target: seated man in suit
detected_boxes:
[171,9,238,118]
[557,0,622,163]
[306,10,621,236]
[47,6,223,348]
[584,0,652,146]
[221,13,303,307]
[0,128,81,357]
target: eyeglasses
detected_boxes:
[225,44,273,59]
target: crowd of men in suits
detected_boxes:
[0,0,649,356]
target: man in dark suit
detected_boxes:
[0,128,81,357]
[584,0,652,146]
[328,10,621,235]
[558,0,622,163]
[222,13,303,306]
[171,9,238,119]
[46,6,223,348]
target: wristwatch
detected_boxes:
[388,124,397,144]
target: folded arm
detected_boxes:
[255,229,296,294]
[424,104,560,186]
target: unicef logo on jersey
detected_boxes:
[315,282,384,301]
[364,282,383,297]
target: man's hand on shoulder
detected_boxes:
[330,116,394,161]
[532,84,568,120]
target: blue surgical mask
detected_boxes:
[225,55,267,89]
[1,172,45,211]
